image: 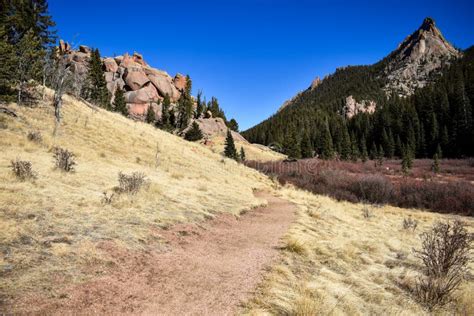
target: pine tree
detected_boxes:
[401,145,413,174]
[160,94,171,128]
[228,118,239,132]
[340,125,351,160]
[195,90,203,119]
[176,75,193,129]
[376,145,384,167]
[387,129,395,158]
[240,147,246,162]
[224,129,238,160]
[300,133,313,158]
[84,48,109,107]
[113,87,127,116]
[321,120,334,160]
[370,142,377,160]
[360,138,368,162]
[283,127,301,159]
[14,29,43,104]
[431,152,440,173]
[184,121,203,141]
[146,103,155,124]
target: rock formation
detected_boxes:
[58,42,186,120]
[383,17,460,96]
[343,95,376,119]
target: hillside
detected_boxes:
[0,91,273,304]
[242,18,474,160]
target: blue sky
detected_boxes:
[49,0,474,130]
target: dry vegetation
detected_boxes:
[246,159,474,215]
[0,92,272,303]
[244,187,474,315]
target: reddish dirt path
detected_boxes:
[14,191,296,315]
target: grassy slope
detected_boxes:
[245,187,474,315]
[0,92,272,298]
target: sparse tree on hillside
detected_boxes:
[184,121,203,141]
[160,93,171,128]
[224,129,238,160]
[113,87,127,116]
[240,146,246,162]
[195,90,203,119]
[83,48,109,108]
[228,118,239,132]
[146,103,155,124]
[176,75,193,129]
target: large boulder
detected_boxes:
[72,51,89,63]
[148,73,181,101]
[124,83,160,104]
[132,52,147,66]
[103,58,118,73]
[104,71,115,83]
[127,102,161,120]
[106,78,126,96]
[173,73,187,91]
[124,65,150,90]
[79,45,91,54]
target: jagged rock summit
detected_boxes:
[383,17,460,96]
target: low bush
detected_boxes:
[412,220,473,310]
[10,159,37,180]
[27,130,42,143]
[53,147,76,172]
[402,217,418,231]
[117,171,147,194]
[350,175,393,204]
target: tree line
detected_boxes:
[242,47,474,160]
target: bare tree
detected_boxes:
[49,54,73,123]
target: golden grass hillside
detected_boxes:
[0,92,272,300]
[244,186,474,315]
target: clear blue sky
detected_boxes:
[49,0,474,130]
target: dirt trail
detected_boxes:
[16,191,296,315]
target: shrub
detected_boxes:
[412,220,472,310]
[27,130,42,143]
[362,205,373,219]
[350,175,393,204]
[117,171,147,194]
[10,159,37,180]
[53,147,76,172]
[101,191,115,204]
[402,217,418,231]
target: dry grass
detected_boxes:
[244,186,474,315]
[0,91,272,300]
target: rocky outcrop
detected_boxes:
[184,117,248,143]
[58,41,189,120]
[343,95,376,119]
[310,76,321,90]
[383,17,461,97]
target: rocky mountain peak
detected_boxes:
[384,17,460,97]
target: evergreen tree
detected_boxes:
[376,145,384,167]
[321,120,334,159]
[300,133,313,158]
[224,129,238,160]
[401,145,413,174]
[195,90,203,118]
[113,87,127,116]
[83,48,109,107]
[369,142,377,160]
[283,127,301,159]
[184,121,203,141]
[227,118,239,132]
[240,147,246,162]
[176,75,193,129]
[387,129,395,158]
[431,152,440,173]
[360,138,368,162]
[350,136,360,162]
[340,125,351,160]
[14,29,43,104]
[160,94,171,128]
[146,103,155,124]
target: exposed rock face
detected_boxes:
[58,41,189,121]
[384,17,460,96]
[343,95,376,119]
[310,76,321,90]
[185,117,248,143]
